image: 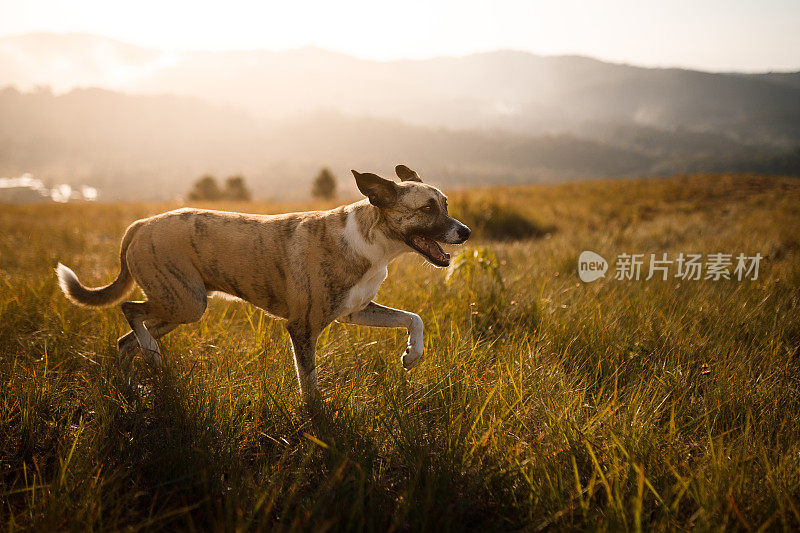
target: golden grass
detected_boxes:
[1,174,799,530]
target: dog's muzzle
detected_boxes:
[444,220,471,245]
[406,220,471,268]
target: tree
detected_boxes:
[311,168,337,200]
[188,174,252,201]
[224,175,251,201]
[188,175,222,201]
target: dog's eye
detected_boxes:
[421,204,434,213]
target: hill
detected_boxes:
[1,87,798,201]
[2,33,800,147]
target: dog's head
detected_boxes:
[351,165,470,267]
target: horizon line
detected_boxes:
[1,30,798,75]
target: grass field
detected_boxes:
[2,174,800,531]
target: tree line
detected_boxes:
[188,168,338,201]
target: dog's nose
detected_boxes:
[458,225,471,242]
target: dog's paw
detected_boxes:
[401,345,424,370]
[142,348,163,368]
[118,336,136,358]
[301,388,323,412]
[402,314,424,370]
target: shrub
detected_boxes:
[450,198,554,241]
[446,246,540,337]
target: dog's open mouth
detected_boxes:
[408,234,450,267]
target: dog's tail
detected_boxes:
[55,220,142,307]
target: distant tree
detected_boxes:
[224,175,251,201]
[188,175,223,201]
[188,174,253,201]
[311,168,337,200]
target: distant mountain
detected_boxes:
[742,72,800,90]
[1,87,796,201]
[2,33,799,147]
[0,33,163,92]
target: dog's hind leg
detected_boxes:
[121,253,208,367]
[120,301,166,367]
[119,291,206,368]
[118,320,180,363]
[118,331,137,358]
[338,301,425,370]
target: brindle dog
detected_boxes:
[56,165,470,402]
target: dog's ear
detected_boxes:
[395,164,422,182]
[352,170,398,207]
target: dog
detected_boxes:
[56,165,470,402]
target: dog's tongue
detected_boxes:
[412,235,450,263]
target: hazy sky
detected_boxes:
[1,0,798,71]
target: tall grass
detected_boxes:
[1,174,799,530]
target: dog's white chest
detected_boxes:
[340,265,388,317]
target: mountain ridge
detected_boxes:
[1,86,797,201]
[2,32,799,148]
[1,33,798,201]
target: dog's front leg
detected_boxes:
[286,320,321,404]
[339,301,425,370]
